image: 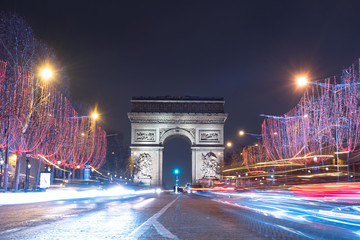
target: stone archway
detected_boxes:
[128,97,227,186]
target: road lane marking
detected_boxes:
[128,197,178,239]
[0,227,26,234]
[153,220,177,239]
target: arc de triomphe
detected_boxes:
[128,97,227,186]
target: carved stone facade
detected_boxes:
[128,97,227,186]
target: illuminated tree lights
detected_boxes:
[242,143,267,174]
[0,13,106,191]
[0,59,106,174]
[243,59,360,173]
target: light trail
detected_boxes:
[199,188,360,239]
[0,186,158,205]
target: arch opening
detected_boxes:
[160,128,195,145]
[162,137,192,189]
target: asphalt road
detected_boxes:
[0,192,272,240]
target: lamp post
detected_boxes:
[174,168,180,193]
[0,159,4,188]
[57,160,61,178]
[3,116,10,193]
[14,66,54,193]
[25,159,31,192]
[238,130,262,140]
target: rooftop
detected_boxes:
[130,96,225,113]
[131,96,224,101]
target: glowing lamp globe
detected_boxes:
[91,112,98,120]
[40,67,53,80]
[297,76,308,87]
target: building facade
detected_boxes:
[128,96,227,186]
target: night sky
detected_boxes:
[2,1,360,185]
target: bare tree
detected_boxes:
[0,12,54,191]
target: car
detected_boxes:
[186,183,204,193]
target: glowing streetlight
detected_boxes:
[91,112,98,120]
[296,76,308,87]
[226,141,232,148]
[238,130,262,139]
[40,67,53,80]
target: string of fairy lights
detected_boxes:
[0,60,107,173]
[236,59,360,182]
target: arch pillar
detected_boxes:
[191,146,224,182]
[131,146,163,186]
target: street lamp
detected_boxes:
[69,110,99,121]
[0,159,4,188]
[173,168,180,193]
[238,130,262,139]
[40,67,53,80]
[296,76,308,87]
[91,112,98,120]
[2,65,54,193]
[226,141,232,148]
[25,159,31,192]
